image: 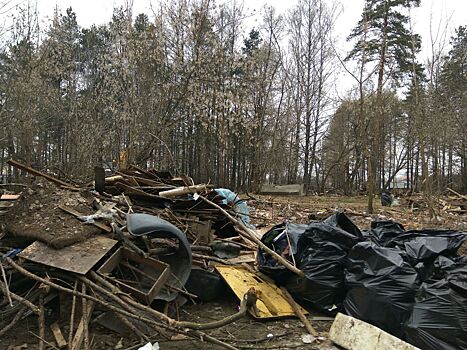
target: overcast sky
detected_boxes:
[31,0,466,53]
[2,0,466,96]
[1,0,463,60]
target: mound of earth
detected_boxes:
[2,181,100,249]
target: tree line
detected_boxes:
[0,0,465,207]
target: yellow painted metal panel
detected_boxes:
[216,265,308,319]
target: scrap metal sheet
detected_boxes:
[19,236,118,274]
[216,265,308,319]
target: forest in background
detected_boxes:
[0,0,465,208]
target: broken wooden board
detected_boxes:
[50,322,67,348]
[0,194,20,200]
[19,236,118,274]
[215,265,307,319]
[224,251,256,264]
[329,313,420,350]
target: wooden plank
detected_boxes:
[50,322,67,348]
[7,159,75,188]
[70,301,94,350]
[0,194,20,200]
[329,313,420,350]
[159,184,208,198]
[19,236,118,275]
[58,205,112,233]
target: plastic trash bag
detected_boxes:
[286,213,363,312]
[368,221,466,263]
[258,213,363,311]
[257,222,309,285]
[367,220,405,246]
[215,188,254,229]
[384,230,467,264]
[381,191,393,206]
[343,242,420,338]
[405,260,467,350]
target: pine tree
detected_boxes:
[346,0,421,212]
[439,26,466,192]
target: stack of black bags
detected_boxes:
[258,213,467,350]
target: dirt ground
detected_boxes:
[250,194,466,230]
[1,194,465,350]
[0,289,337,350]
[2,182,100,249]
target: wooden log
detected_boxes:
[447,187,467,201]
[104,175,124,183]
[159,184,209,198]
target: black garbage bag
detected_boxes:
[343,242,420,338]
[257,222,309,285]
[381,191,393,206]
[368,220,406,246]
[386,230,467,263]
[405,261,467,350]
[285,213,363,312]
[323,211,362,238]
[367,221,466,272]
[185,268,226,302]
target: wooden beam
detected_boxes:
[7,160,75,188]
[159,184,208,198]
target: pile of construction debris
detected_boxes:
[0,161,306,350]
[0,160,466,350]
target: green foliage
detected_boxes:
[440,26,466,97]
[242,29,261,56]
[346,0,421,82]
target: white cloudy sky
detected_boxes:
[1,0,465,96]
[2,1,464,59]
[31,0,466,55]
